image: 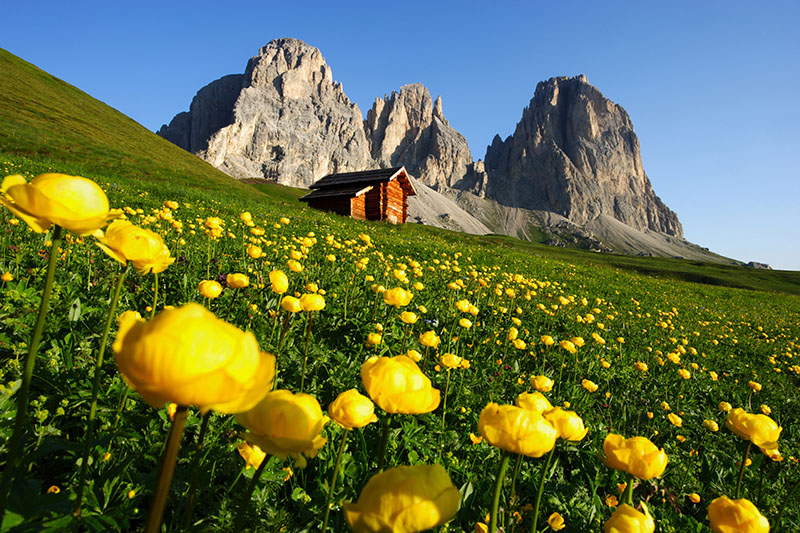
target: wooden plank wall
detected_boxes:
[385,179,405,224]
[307,197,350,217]
[351,194,366,220]
[365,187,382,220]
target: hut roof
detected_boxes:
[299,166,416,202]
[298,185,372,202]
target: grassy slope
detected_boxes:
[1,47,798,295]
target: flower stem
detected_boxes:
[299,312,313,392]
[150,271,158,319]
[181,411,212,529]
[441,369,451,429]
[74,267,128,516]
[506,453,524,532]
[144,404,189,533]
[622,473,635,506]
[232,456,269,530]
[321,430,349,531]
[735,440,752,499]
[531,447,556,533]
[489,452,511,533]
[376,414,393,472]
[0,225,63,519]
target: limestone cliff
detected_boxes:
[479,75,682,236]
[364,84,473,190]
[158,38,371,187]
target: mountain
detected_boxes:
[157,39,724,260]
[476,75,682,237]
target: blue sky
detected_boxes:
[2,1,799,269]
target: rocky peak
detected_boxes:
[364,83,473,190]
[480,75,682,237]
[157,38,371,187]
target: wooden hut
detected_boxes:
[299,167,416,224]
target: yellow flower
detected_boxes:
[719,401,732,412]
[299,293,325,312]
[269,270,289,294]
[678,368,691,380]
[688,493,701,504]
[236,389,328,468]
[507,327,519,341]
[1,272,12,282]
[113,303,275,413]
[703,419,720,432]
[759,404,771,415]
[164,200,179,210]
[469,432,483,445]
[383,287,412,307]
[94,220,174,274]
[280,216,290,225]
[592,332,605,344]
[406,349,422,362]
[707,496,769,533]
[634,361,648,372]
[1,173,110,235]
[280,295,302,313]
[725,408,781,450]
[328,389,378,429]
[440,353,462,369]
[47,485,60,494]
[237,442,266,469]
[606,494,619,507]
[548,512,566,531]
[475,522,489,533]
[544,407,589,441]
[287,259,303,272]
[198,280,223,299]
[667,413,683,427]
[455,299,470,313]
[581,379,599,392]
[226,273,250,289]
[602,434,668,480]
[361,356,440,414]
[399,311,418,324]
[559,340,577,354]
[246,245,263,259]
[604,502,654,533]
[748,381,762,392]
[540,335,555,346]
[419,330,440,348]
[516,392,553,414]
[570,336,585,347]
[344,464,460,533]
[478,402,557,457]
[531,375,554,393]
[366,332,382,346]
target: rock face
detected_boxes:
[479,75,682,236]
[158,38,372,187]
[364,84,473,190]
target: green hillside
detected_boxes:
[1,47,798,294]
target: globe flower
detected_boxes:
[507,327,519,341]
[478,402,557,457]
[237,442,266,469]
[560,340,577,354]
[419,330,440,348]
[343,464,460,533]
[516,392,553,414]
[602,434,668,480]
[531,375,554,392]
[544,407,589,441]
[440,353,462,369]
[667,413,683,427]
[604,503,654,533]
[247,245,263,259]
[399,311,418,324]
[541,335,555,346]
[287,259,303,272]
[269,270,289,294]
[94,220,174,274]
[582,379,599,392]
[280,295,302,313]
[226,273,250,289]
[707,496,769,533]
[366,332,382,346]
[198,280,223,299]
[406,349,422,362]
[383,287,412,307]
[725,408,781,450]
[328,389,378,430]
[236,389,328,467]
[1,173,110,235]
[719,401,732,412]
[299,293,325,312]
[113,303,275,413]
[634,361,648,372]
[548,512,566,531]
[703,419,720,432]
[361,356,440,414]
